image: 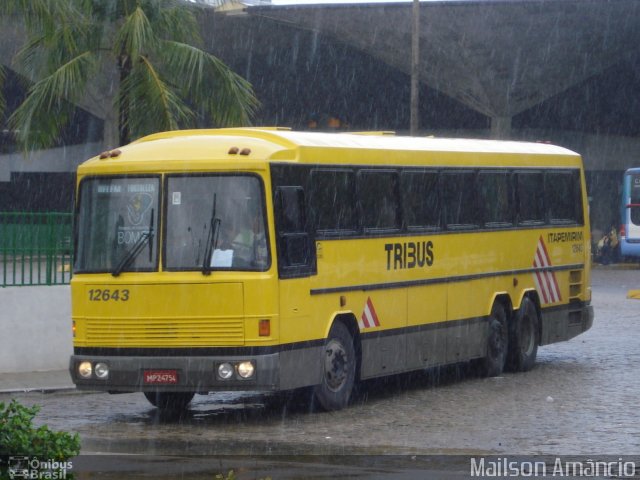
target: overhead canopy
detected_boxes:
[248,0,640,120]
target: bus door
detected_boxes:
[273,186,319,388]
[624,172,640,247]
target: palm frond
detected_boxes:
[154,2,202,45]
[119,55,194,139]
[7,0,257,149]
[14,35,49,81]
[160,40,258,126]
[114,6,157,58]
[8,52,97,150]
[16,21,93,81]
[3,0,79,37]
[205,54,258,126]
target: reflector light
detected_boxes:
[259,319,270,337]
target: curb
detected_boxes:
[0,370,75,395]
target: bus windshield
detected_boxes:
[75,176,160,273]
[165,174,269,271]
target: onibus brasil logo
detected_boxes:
[7,457,73,479]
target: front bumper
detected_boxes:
[69,353,280,393]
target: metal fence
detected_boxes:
[0,212,73,287]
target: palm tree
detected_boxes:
[2,0,258,150]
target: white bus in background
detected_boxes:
[620,168,640,258]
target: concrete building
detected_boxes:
[1,0,639,233]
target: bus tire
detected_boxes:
[313,322,356,411]
[506,297,539,372]
[144,391,195,411]
[480,302,508,377]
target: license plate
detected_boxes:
[143,370,178,384]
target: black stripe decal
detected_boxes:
[310,263,584,295]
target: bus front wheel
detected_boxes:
[480,302,508,377]
[507,297,540,372]
[313,322,356,411]
[144,391,195,411]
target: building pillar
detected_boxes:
[490,116,512,139]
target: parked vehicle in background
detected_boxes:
[620,168,640,258]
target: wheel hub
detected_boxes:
[324,339,348,392]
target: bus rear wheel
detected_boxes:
[313,322,356,411]
[507,297,540,372]
[480,302,508,377]
[144,391,195,411]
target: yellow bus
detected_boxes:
[69,128,593,411]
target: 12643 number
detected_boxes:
[88,289,130,302]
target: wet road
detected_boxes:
[2,267,640,477]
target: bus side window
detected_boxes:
[274,186,316,278]
[358,170,401,232]
[515,171,545,225]
[441,170,480,230]
[400,170,440,231]
[478,171,514,228]
[545,170,582,225]
[310,169,357,236]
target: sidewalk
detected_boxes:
[0,369,74,394]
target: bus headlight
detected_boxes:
[237,361,255,379]
[95,362,109,379]
[78,361,93,379]
[217,363,234,380]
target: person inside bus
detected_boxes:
[223,207,268,268]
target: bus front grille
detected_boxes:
[83,317,245,347]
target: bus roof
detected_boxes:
[79,128,582,174]
[137,128,579,156]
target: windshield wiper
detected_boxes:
[202,194,221,275]
[112,209,154,277]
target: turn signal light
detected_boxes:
[259,319,270,337]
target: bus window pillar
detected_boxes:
[490,116,512,139]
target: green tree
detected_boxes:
[0,400,80,477]
[1,0,258,150]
